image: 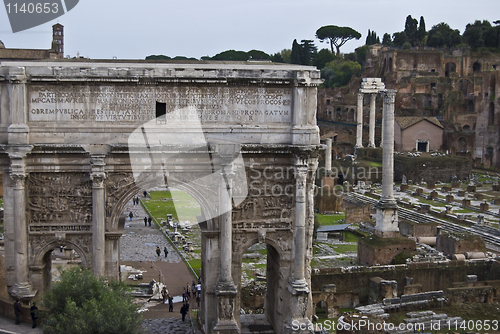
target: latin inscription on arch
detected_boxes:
[28,85,293,124]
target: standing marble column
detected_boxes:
[368,93,377,148]
[7,146,36,300]
[325,138,332,172]
[293,164,308,285]
[91,155,106,277]
[379,98,386,148]
[375,90,399,238]
[356,92,364,148]
[285,161,313,334]
[213,161,238,334]
[218,165,233,283]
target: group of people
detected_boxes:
[177,280,202,321]
[144,216,152,227]
[161,286,174,312]
[13,299,38,328]
[155,245,169,258]
[182,281,201,307]
[132,195,140,205]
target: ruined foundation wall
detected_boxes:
[312,261,500,304]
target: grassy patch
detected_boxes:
[344,232,360,242]
[257,248,267,256]
[142,190,201,223]
[416,198,447,207]
[316,213,346,226]
[454,208,476,213]
[188,259,201,277]
[331,244,357,253]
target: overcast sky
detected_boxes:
[0,0,498,60]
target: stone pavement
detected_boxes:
[142,314,202,334]
[0,314,42,334]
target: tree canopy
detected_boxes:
[321,58,362,88]
[316,25,361,56]
[42,267,142,334]
[463,20,500,49]
[427,22,461,48]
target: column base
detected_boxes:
[368,143,376,148]
[288,278,310,295]
[374,204,399,239]
[213,321,240,334]
[10,282,37,301]
[355,144,363,149]
[214,280,239,334]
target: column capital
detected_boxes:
[91,172,106,188]
[381,89,397,104]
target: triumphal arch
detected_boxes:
[0,60,322,333]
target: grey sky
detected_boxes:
[0,0,498,60]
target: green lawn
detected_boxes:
[142,190,201,223]
[316,213,345,226]
[331,244,357,253]
[188,259,201,278]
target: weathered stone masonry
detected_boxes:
[0,60,322,334]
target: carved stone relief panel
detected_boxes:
[218,297,235,321]
[232,166,294,225]
[105,172,135,217]
[27,173,92,232]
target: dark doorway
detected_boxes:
[417,141,428,152]
[473,62,481,73]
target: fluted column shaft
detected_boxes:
[356,92,363,148]
[369,93,376,148]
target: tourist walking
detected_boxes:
[192,281,196,296]
[148,216,152,227]
[156,246,161,257]
[182,288,188,302]
[186,283,191,298]
[143,190,148,198]
[144,216,148,227]
[168,295,173,312]
[196,282,201,297]
[164,246,168,258]
[30,302,38,328]
[161,286,168,304]
[129,211,133,221]
[180,303,188,322]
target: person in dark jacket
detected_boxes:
[14,299,21,325]
[168,295,173,312]
[30,302,38,328]
[180,304,188,321]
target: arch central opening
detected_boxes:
[238,242,280,333]
[118,185,203,320]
